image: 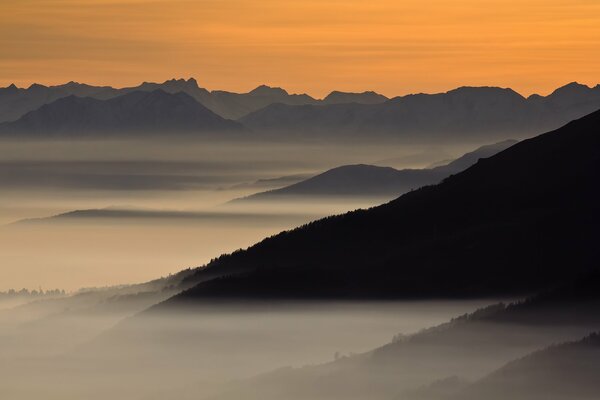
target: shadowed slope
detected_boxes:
[232,140,517,201]
[166,108,600,301]
[451,332,600,400]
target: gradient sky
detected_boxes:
[1,0,599,97]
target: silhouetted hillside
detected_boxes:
[204,271,600,400]
[240,83,600,141]
[232,140,516,201]
[455,332,600,400]
[198,272,600,400]
[0,90,243,137]
[163,108,600,301]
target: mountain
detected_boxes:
[11,207,315,226]
[232,140,517,202]
[0,90,243,137]
[0,81,118,122]
[127,80,319,119]
[159,108,600,301]
[0,79,322,122]
[3,80,599,141]
[240,83,600,141]
[207,84,318,119]
[0,79,395,123]
[322,90,388,105]
[453,332,600,400]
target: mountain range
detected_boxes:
[2,79,600,141]
[232,140,517,202]
[240,83,600,140]
[0,78,389,123]
[0,90,243,137]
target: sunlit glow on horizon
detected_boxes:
[1,0,599,97]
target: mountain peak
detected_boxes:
[163,77,199,89]
[549,82,592,97]
[0,83,19,95]
[323,90,388,104]
[249,85,288,96]
[447,86,524,99]
[28,83,46,89]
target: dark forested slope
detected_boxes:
[167,109,600,301]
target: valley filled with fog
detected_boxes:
[0,135,531,400]
[0,137,472,290]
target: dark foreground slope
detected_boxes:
[166,109,600,301]
[232,140,516,201]
[0,90,243,137]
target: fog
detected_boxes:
[1,295,598,400]
[0,137,477,291]
[0,299,494,400]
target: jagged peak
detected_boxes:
[162,77,199,89]
[1,83,19,92]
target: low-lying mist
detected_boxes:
[2,296,598,400]
[0,299,495,400]
[0,137,476,290]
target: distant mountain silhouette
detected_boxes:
[0,90,243,137]
[240,83,600,141]
[322,90,388,105]
[160,108,600,301]
[232,140,517,201]
[0,81,118,122]
[3,80,599,140]
[0,79,391,123]
[206,84,318,119]
[11,207,314,226]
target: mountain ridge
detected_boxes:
[0,90,243,137]
[240,82,600,140]
[2,80,599,140]
[231,140,517,202]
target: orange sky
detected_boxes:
[1,0,599,97]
